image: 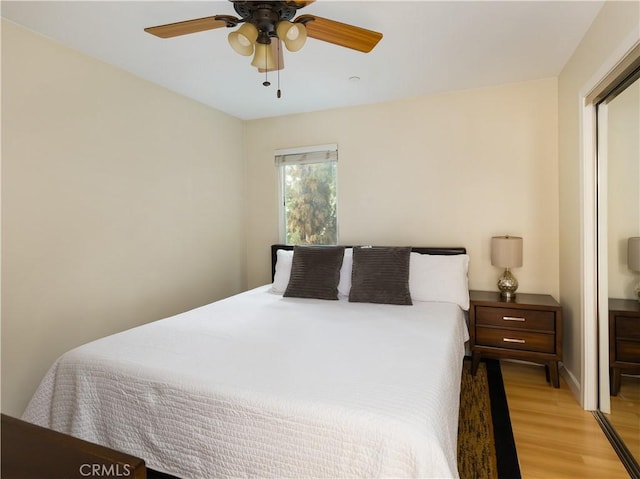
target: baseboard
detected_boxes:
[559,363,584,408]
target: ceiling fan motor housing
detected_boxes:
[233,1,300,39]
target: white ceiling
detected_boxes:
[2,1,604,120]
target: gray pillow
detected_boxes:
[284,246,345,300]
[349,246,413,305]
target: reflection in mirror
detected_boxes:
[598,72,640,476]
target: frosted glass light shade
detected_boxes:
[276,21,307,52]
[251,42,277,70]
[628,237,640,272]
[491,236,523,269]
[228,22,258,56]
[257,40,285,72]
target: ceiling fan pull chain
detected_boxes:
[263,43,271,87]
[277,40,282,98]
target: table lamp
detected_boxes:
[491,235,523,299]
[628,237,640,302]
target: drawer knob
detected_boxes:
[503,316,526,322]
[503,338,526,344]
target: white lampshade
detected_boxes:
[628,237,640,272]
[228,22,258,56]
[491,236,523,269]
[276,20,307,52]
[251,41,277,71]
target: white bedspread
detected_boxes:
[23,285,469,479]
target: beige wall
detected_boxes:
[558,1,640,402]
[244,79,560,298]
[1,21,246,416]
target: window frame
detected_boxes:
[275,144,338,245]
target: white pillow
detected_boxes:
[270,249,294,293]
[337,248,353,297]
[409,252,470,310]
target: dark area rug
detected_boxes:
[458,358,521,479]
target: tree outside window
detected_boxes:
[282,160,337,245]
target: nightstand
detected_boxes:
[469,290,563,388]
[609,298,640,396]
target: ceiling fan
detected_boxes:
[144,0,383,96]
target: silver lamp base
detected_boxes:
[497,268,518,299]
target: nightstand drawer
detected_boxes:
[616,340,640,363]
[475,306,555,331]
[616,316,640,340]
[476,326,555,353]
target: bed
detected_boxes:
[23,244,470,479]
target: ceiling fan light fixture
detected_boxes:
[251,41,277,71]
[276,21,307,52]
[144,0,384,96]
[228,22,258,56]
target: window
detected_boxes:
[276,144,338,245]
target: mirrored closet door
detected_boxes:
[596,67,640,477]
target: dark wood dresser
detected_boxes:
[1,414,147,479]
[609,298,640,396]
[469,290,563,387]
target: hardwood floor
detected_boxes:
[500,360,630,479]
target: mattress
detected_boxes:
[23,285,469,479]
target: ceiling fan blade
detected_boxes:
[145,16,229,38]
[295,14,382,53]
[284,0,316,7]
[259,39,285,73]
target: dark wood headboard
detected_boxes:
[271,244,467,281]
